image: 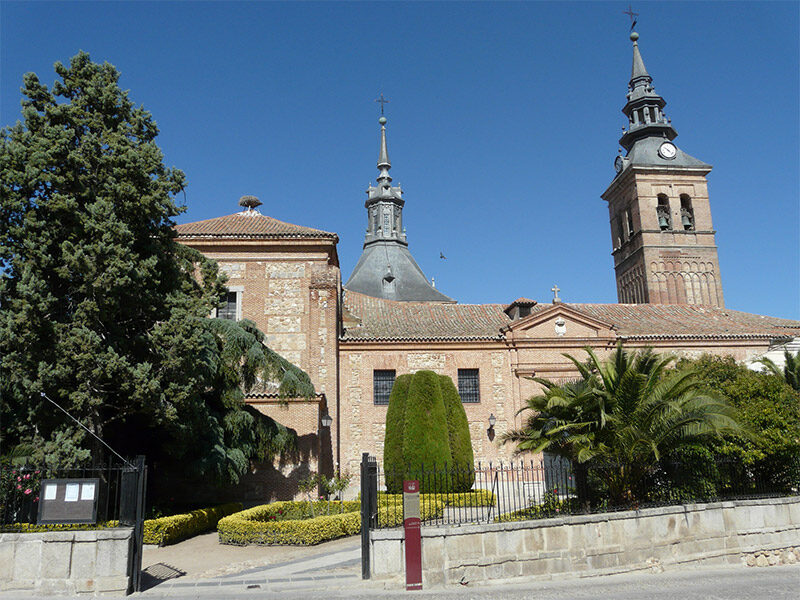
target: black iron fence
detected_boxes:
[372,456,800,529]
[0,460,141,530]
[1,457,147,593]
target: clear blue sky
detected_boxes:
[2,1,798,318]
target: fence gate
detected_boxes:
[360,453,378,579]
[119,455,147,594]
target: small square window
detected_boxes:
[458,369,480,403]
[373,370,396,405]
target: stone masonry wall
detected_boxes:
[370,496,800,585]
[181,239,341,502]
[338,343,517,480]
[340,336,774,489]
[0,528,133,595]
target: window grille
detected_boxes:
[373,370,396,405]
[458,369,480,403]
[218,291,238,320]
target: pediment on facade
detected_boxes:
[504,304,616,341]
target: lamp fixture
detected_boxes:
[320,411,333,428]
[488,414,496,428]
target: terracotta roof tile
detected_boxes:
[342,292,799,342]
[175,210,337,239]
[341,290,510,341]
[540,303,799,339]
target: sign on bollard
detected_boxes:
[403,479,422,591]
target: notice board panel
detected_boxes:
[37,478,100,524]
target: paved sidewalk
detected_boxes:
[139,534,365,595]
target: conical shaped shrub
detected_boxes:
[439,375,475,491]
[402,370,452,492]
[383,373,413,493]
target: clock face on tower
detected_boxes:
[658,142,678,160]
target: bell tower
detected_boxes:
[601,30,724,308]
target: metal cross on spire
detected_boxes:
[375,93,389,116]
[623,4,638,31]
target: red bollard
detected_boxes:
[403,479,422,591]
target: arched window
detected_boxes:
[680,194,695,231]
[656,194,671,231]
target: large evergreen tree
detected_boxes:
[0,52,313,485]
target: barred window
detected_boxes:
[373,370,396,405]
[217,291,239,321]
[458,369,480,403]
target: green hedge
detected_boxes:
[384,373,413,493]
[218,500,361,546]
[402,371,453,493]
[439,375,476,491]
[144,502,243,546]
[377,499,445,527]
[378,490,495,508]
[1,521,119,533]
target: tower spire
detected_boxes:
[377,116,391,185]
[630,33,650,82]
[344,111,454,302]
[618,30,677,152]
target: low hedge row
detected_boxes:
[1,521,119,533]
[378,489,496,508]
[247,499,361,521]
[218,501,361,546]
[377,499,445,527]
[217,498,447,545]
[144,502,243,546]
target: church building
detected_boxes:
[175,31,799,498]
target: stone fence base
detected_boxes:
[370,496,800,586]
[0,528,133,595]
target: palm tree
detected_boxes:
[502,344,744,504]
[757,351,800,392]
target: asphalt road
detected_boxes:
[1,563,797,599]
[144,563,798,600]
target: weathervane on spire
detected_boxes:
[623,4,638,31]
[375,93,390,116]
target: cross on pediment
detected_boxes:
[551,284,561,303]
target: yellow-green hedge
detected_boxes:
[377,499,445,527]
[218,501,361,546]
[144,502,243,546]
[1,521,119,533]
[377,489,495,508]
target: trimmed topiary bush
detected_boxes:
[383,374,413,493]
[439,374,475,491]
[144,502,243,546]
[217,500,361,545]
[402,370,452,493]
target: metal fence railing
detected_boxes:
[372,456,800,529]
[0,461,141,530]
